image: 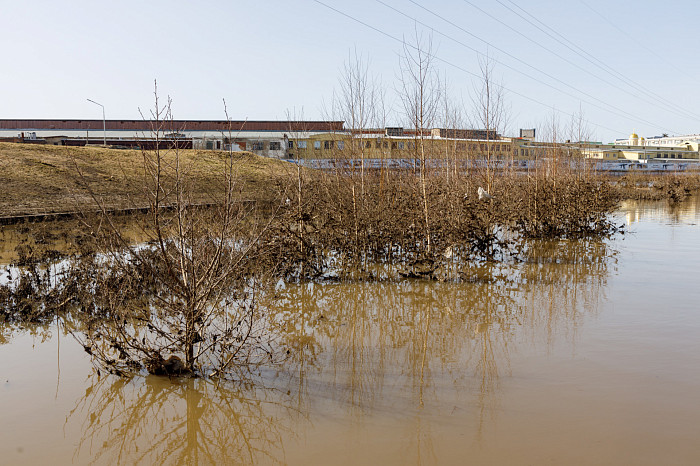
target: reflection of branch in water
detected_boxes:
[66,373,297,465]
[419,302,431,408]
[265,238,615,453]
[403,414,437,465]
[0,320,54,346]
[473,320,504,440]
[620,194,700,225]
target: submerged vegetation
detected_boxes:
[2,44,700,380]
[0,143,626,379]
[4,114,700,378]
[263,167,621,282]
[3,162,699,381]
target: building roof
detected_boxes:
[0,119,344,132]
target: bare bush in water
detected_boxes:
[261,165,620,282]
[67,88,282,378]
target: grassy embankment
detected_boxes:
[0,142,296,218]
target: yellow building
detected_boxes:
[287,128,521,161]
[286,128,700,166]
[584,132,700,163]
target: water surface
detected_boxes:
[1,196,700,464]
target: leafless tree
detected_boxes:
[398,29,442,254]
[70,84,280,379]
[441,77,465,182]
[568,104,593,179]
[542,107,563,179]
[471,52,509,193]
[335,48,382,196]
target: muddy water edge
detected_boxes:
[2,196,700,465]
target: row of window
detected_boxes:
[519,148,546,156]
[251,141,282,151]
[297,140,512,152]
[251,139,524,153]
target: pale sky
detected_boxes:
[1,0,698,142]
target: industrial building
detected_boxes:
[2,120,698,168]
[587,132,700,164]
[288,127,699,166]
[615,132,700,147]
[0,119,343,158]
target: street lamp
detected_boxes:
[87,98,106,146]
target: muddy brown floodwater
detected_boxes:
[2,196,700,465]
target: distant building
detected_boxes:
[4,120,698,166]
[615,131,700,147]
[584,132,699,163]
[431,128,499,140]
[286,127,699,165]
[519,128,536,141]
[288,127,517,160]
[0,119,343,158]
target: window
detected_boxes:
[288,141,294,149]
[365,141,371,148]
[391,142,397,149]
[298,141,307,149]
[269,141,281,150]
[383,141,388,149]
[314,141,321,149]
[398,141,405,150]
[457,143,466,151]
[251,142,263,151]
[324,140,334,150]
[338,141,345,150]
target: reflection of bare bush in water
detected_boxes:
[67,373,294,465]
[272,238,615,417]
[0,319,54,346]
[0,223,78,324]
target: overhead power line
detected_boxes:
[580,0,698,84]
[396,0,676,134]
[456,0,690,129]
[498,0,700,123]
[312,0,635,136]
[402,0,687,134]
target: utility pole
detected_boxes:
[87,98,106,146]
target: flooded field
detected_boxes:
[2,196,700,465]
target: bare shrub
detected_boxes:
[511,173,621,239]
[65,88,282,378]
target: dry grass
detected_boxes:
[609,172,700,201]
[0,142,297,217]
